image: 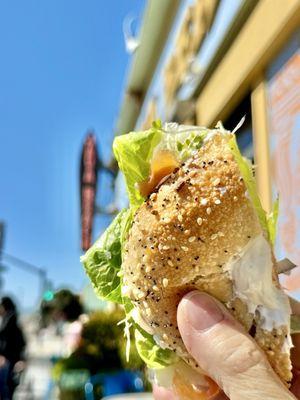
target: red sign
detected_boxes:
[80,134,98,251]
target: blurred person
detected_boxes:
[0,297,26,400]
[153,292,300,400]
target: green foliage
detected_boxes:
[40,289,83,326]
[53,308,144,383]
[81,308,144,370]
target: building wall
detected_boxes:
[126,0,300,294]
[195,1,300,296]
[266,29,300,294]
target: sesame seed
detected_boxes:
[206,207,212,215]
[162,278,169,287]
[211,234,218,240]
[163,245,170,250]
[150,193,157,201]
[137,291,145,299]
[178,214,183,222]
[184,229,190,235]
[213,178,220,186]
[201,198,208,206]
[188,236,196,242]
[214,199,221,205]
[153,285,159,292]
[146,308,152,316]
[167,260,173,267]
[164,217,171,223]
[233,196,238,202]
[145,266,151,273]
[181,246,188,252]
[197,217,203,226]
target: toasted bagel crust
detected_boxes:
[123,133,292,384]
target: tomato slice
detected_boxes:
[138,150,179,197]
[173,370,220,400]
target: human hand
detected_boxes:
[154,291,300,400]
[13,360,26,373]
[0,355,6,368]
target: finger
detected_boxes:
[177,291,296,400]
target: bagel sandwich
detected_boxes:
[81,121,298,398]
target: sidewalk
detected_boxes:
[14,356,58,400]
[14,317,63,400]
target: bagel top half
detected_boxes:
[122,132,292,384]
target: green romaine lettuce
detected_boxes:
[81,209,132,304]
[229,136,269,236]
[267,197,279,246]
[113,121,210,208]
[135,327,178,369]
[159,123,207,161]
[113,126,162,208]
[229,136,281,244]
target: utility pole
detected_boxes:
[1,252,50,300]
[0,220,52,300]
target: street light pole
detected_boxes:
[0,251,50,299]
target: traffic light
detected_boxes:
[43,290,54,302]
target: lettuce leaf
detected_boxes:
[113,127,162,207]
[135,327,178,369]
[160,123,208,161]
[81,209,132,304]
[229,136,268,236]
[229,136,281,245]
[267,198,279,246]
[113,122,210,208]
[81,203,176,369]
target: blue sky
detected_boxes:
[0,0,145,310]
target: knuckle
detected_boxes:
[221,335,263,374]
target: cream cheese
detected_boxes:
[224,234,291,333]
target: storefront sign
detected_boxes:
[164,0,219,105]
[80,134,98,251]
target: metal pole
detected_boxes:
[1,251,50,299]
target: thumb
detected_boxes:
[177,291,296,400]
